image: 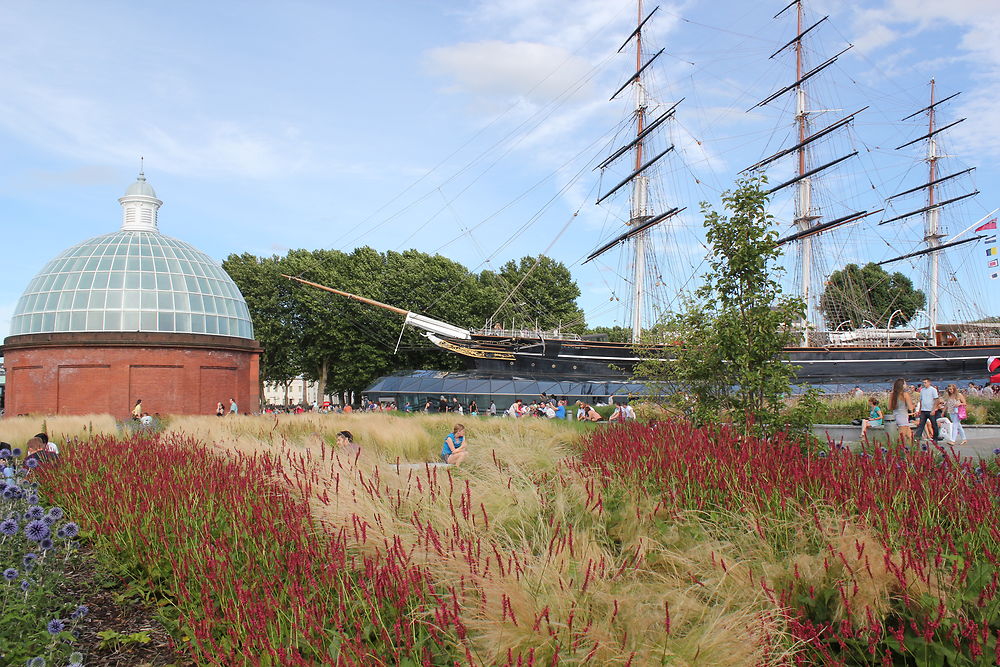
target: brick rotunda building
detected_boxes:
[2,172,261,417]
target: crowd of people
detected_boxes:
[860,378,973,445]
[1,432,60,482]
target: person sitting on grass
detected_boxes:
[583,404,603,422]
[441,424,468,465]
[860,397,883,440]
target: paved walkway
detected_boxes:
[815,423,1000,460]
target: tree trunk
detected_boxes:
[316,358,329,408]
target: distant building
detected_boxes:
[1,172,261,417]
[262,376,335,407]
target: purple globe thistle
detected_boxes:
[993,448,1000,456]
[1,487,14,499]
[47,506,64,521]
[25,505,44,520]
[70,605,89,619]
[27,656,45,667]
[26,493,39,504]
[46,618,64,634]
[2,567,17,581]
[68,652,83,667]
[24,519,49,542]
[39,538,53,551]
[41,515,55,526]
[0,448,10,458]
[62,522,79,538]
[0,518,17,536]
[20,579,31,591]
[23,552,37,567]
[11,448,22,457]
[24,458,38,469]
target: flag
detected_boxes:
[990,356,1000,383]
[993,272,1000,279]
[976,218,998,232]
[989,259,999,269]
[988,247,999,257]
[987,235,998,244]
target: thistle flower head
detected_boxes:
[24,519,49,542]
[26,493,39,505]
[2,567,17,581]
[25,505,44,520]
[27,657,45,667]
[47,507,64,521]
[11,448,22,457]
[24,458,39,469]
[46,618,64,634]
[20,579,31,591]
[62,522,79,538]
[0,518,17,536]
[39,538,53,551]
[0,448,10,458]
[68,652,83,667]
[23,553,37,567]
[71,605,89,619]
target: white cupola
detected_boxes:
[118,169,163,232]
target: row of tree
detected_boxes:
[222,248,585,403]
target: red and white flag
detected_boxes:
[975,218,997,232]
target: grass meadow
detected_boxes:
[1,412,997,665]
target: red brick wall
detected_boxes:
[2,335,260,417]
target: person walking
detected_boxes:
[229,397,238,416]
[888,378,915,446]
[944,384,968,445]
[914,378,942,443]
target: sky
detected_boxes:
[2,0,1000,340]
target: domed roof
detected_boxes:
[124,173,157,197]
[10,175,254,340]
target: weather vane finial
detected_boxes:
[139,156,144,178]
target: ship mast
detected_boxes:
[926,79,942,340]
[792,1,816,344]
[629,0,648,344]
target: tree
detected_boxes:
[222,253,302,406]
[585,325,632,343]
[479,256,586,333]
[635,176,804,432]
[819,262,926,329]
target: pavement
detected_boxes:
[814,423,1000,461]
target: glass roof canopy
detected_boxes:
[10,231,254,339]
[365,370,648,409]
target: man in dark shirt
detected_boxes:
[24,437,59,469]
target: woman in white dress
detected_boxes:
[888,378,915,446]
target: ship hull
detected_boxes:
[430,334,1000,384]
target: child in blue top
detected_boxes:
[441,424,468,464]
[861,397,883,440]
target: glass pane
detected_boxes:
[175,312,190,331]
[174,292,190,311]
[44,293,59,310]
[140,257,154,272]
[104,310,121,330]
[124,272,140,289]
[106,290,123,308]
[124,290,140,309]
[140,311,157,330]
[88,291,106,308]
[189,294,204,311]
[140,291,155,309]
[57,292,72,309]
[122,311,139,330]
[86,310,104,329]
[205,315,218,334]
[140,272,155,290]
[157,291,173,310]
[63,274,81,290]
[77,273,94,289]
[41,312,55,330]
[72,291,88,309]
[156,272,172,290]
[153,257,167,272]
[70,311,85,330]
[157,312,174,331]
[112,255,126,270]
[108,272,124,289]
[98,256,113,270]
[93,272,109,289]
[191,313,205,331]
[55,311,70,331]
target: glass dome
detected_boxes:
[10,230,255,339]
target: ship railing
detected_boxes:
[475,327,583,340]
[810,328,926,348]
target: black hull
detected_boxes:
[436,335,1000,384]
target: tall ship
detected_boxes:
[288,0,1000,384]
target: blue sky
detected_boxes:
[2,0,999,339]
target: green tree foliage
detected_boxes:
[479,256,586,334]
[224,247,585,405]
[585,325,632,343]
[634,176,804,432]
[819,262,926,329]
